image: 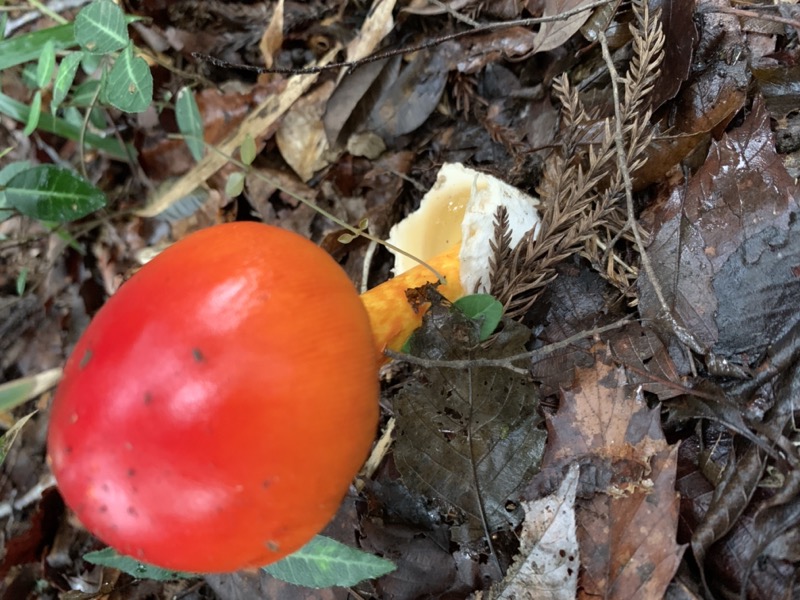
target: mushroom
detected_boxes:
[47,222,379,573]
[362,162,541,354]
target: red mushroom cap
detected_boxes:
[48,222,379,573]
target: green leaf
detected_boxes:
[263,536,395,588]
[5,165,106,222]
[175,87,204,161]
[16,268,28,296]
[0,368,61,413]
[23,90,42,136]
[69,79,102,108]
[36,39,57,88]
[0,12,7,43]
[453,294,503,341]
[240,133,256,165]
[0,160,31,219]
[0,412,37,468]
[225,171,245,197]
[84,548,197,582]
[0,91,129,160]
[104,44,152,113]
[75,0,129,54]
[52,52,84,111]
[80,50,102,74]
[0,24,76,71]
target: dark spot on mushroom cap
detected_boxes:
[98,505,108,513]
[265,540,280,552]
[64,446,73,455]
[143,392,153,405]
[192,348,204,362]
[79,349,92,369]
[127,506,138,517]
[127,468,136,477]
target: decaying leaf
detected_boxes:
[527,349,684,599]
[638,98,800,368]
[532,0,598,54]
[275,80,337,182]
[258,0,283,69]
[481,464,580,600]
[393,292,546,538]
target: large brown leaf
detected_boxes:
[639,97,800,366]
[528,349,685,599]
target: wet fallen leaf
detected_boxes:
[394,294,546,538]
[639,98,800,366]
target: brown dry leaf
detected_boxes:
[324,56,400,149]
[578,445,683,600]
[530,349,684,599]
[455,28,539,74]
[608,322,682,401]
[638,98,800,366]
[345,0,397,64]
[276,80,337,181]
[259,0,284,69]
[138,84,276,182]
[634,0,748,187]
[529,262,625,397]
[482,464,580,600]
[393,295,546,538]
[366,46,451,140]
[648,0,697,110]
[532,0,597,54]
[136,47,339,217]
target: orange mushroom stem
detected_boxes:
[360,244,463,357]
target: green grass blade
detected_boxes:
[0,91,130,160]
[0,24,76,71]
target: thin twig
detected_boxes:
[701,5,800,30]
[193,0,613,75]
[384,318,632,373]
[598,7,705,356]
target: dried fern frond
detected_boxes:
[489,0,664,318]
[488,205,513,293]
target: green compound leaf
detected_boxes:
[453,293,504,341]
[5,165,106,222]
[84,548,197,582]
[105,44,152,113]
[75,0,129,54]
[175,87,204,161]
[263,536,395,588]
[52,52,84,111]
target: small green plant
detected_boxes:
[0,0,204,227]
